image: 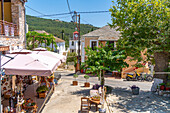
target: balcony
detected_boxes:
[0,20,19,37]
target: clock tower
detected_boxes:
[73,31,79,40]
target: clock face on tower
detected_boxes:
[74,34,78,40]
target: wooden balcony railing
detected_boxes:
[0,20,19,37]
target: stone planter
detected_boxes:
[73,81,78,86]
[84,82,90,87]
[132,87,140,95]
[38,92,47,98]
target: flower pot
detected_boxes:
[38,92,47,98]
[160,85,165,90]
[84,82,90,87]
[81,69,84,73]
[165,87,169,91]
[132,87,140,95]
[73,81,78,86]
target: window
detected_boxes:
[72,41,74,46]
[91,41,97,50]
[108,41,115,50]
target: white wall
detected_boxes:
[57,42,66,55]
[41,42,66,55]
[69,40,81,54]
[81,41,85,62]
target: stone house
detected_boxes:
[81,25,118,63]
[81,25,150,78]
[0,0,27,52]
[35,30,66,55]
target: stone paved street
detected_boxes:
[42,70,170,113]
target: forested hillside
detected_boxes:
[26,15,98,48]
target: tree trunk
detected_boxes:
[154,52,169,83]
[101,71,105,85]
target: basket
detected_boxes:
[92,96,100,101]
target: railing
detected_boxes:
[0,20,19,37]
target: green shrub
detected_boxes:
[73,74,78,81]
[84,75,89,82]
[36,85,49,93]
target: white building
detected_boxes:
[69,31,81,54]
[35,30,66,55]
[53,37,65,55]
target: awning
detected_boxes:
[3,54,61,76]
[32,50,66,63]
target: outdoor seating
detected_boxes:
[89,96,100,111]
[90,90,98,97]
[80,97,90,113]
[22,98,37,113]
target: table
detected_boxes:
[89,98,100,111]
[22,99,37,113]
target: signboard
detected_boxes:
[0,46,9,51]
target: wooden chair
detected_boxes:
[80,97,90,113]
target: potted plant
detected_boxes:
[159,83,166,90]
[80,64,85,73]
[36,85,49,98]
[165,82,170,91]
[84,75,90,87]
[130,85,140,95]
[73,74,78,86]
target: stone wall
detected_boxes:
[0,0,26,50]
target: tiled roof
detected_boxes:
[54,36,65,43]
[82,25,120,41]
[35,30,65,43]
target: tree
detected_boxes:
[66,52,77,63]
[26,15,99,48]
[110,0,170,81]
[26,31,57,51]
[82,42,128,85]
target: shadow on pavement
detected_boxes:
[65,73,74,76]
[71,89,90,97]
[110,87,170,113]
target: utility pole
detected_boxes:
[77,14,81,71]
[72,11,81,72]
[33,36,35,49]
[61,30,64,40]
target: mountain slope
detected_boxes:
[26,15,98,48]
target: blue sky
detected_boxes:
[25,0,114,27]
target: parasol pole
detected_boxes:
[99,69,106,113]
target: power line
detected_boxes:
[66,0,72,14]
[38,10,110,17]
[26,5,70,19]
[77,10,110,14]
[38,12,72,17]
[55,15,71,19]
[25,5,45,15]
[66,0,74,20]
[81,18,91,25]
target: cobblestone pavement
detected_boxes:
[106,88,170,113]
[42,70,170,113]
[42,79,99,113]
